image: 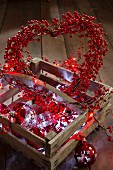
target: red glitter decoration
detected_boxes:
[0,104,10,115]
[0,104,11,133]
[13,102,27,116]
[13,102,28,124]
[74,141,97,168]
[26,127,45,149]
[11,102,31,138]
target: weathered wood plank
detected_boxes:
[8,97,27,110]
[30,58,73,81]
[0,0,8,64]
[105,0,113,13]
[0,0,24,64]
[74,0,101,81]
[0,87,19,104]
[90,0,113,48]
[75,0,113,112]
[88,0,113,87]
[58,0,81,58]
[0,0,8,30]
[22,0,41,59]
[41,0,67,62]
[45,131,57,157]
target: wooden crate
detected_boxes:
[0,58,112,170]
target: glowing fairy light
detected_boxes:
[4,63,8,68]
[88,112,94,120]
[0,83,3,90]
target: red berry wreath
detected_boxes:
[0,11,109,110]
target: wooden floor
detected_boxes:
[0,0,113,169]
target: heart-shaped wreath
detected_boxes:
[0,11,109,110]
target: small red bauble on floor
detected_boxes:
[74,140,97,169]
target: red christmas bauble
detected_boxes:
[26,127,45,149]
[11,102,30,138]
[0,104,10,115]
[0,104,11,132]
[74,141,97,168]
[13,102,28,123]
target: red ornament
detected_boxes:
[45,124,53,133]
[0,104,11,133]
[26,127,45,149]
[13,102,28,122]
[11,102,30,138]
[74,141,97,168]
[0,104,10,115]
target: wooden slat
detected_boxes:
[22,0,41,59]
[76,0,113,88]
[0,0,8,29]
[41,0,67,62]
[47,111,87,157]
[0,0,8,64]
[0,0,24,64]
[45,131,57,157]
[0,87,19,103]
[105,0,113,13]
[50,103,110,170]
[58,0,81,58]
[30,58,73,81]
[8,97,27,110]
[73,0,101,81]
[90,0,113,48]
[90,0,113,89]
[30,58,113,99]
[0,116,45,147]
[89,80,113,92]
[40,74,62,87]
